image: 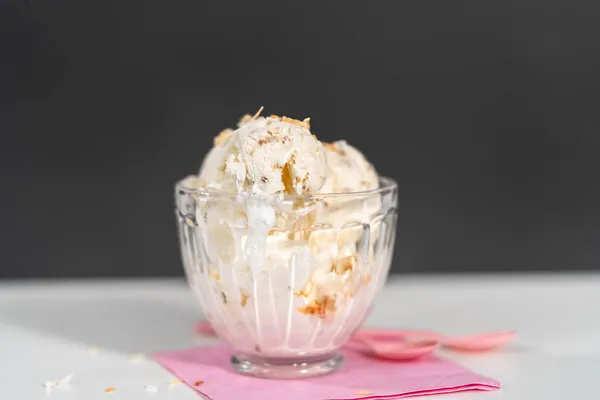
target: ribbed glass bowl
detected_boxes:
[175,177,398,378]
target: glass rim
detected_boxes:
[176,176,397,200]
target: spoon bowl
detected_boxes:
[346,334,438,360]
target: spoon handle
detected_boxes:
[354,329,441,342]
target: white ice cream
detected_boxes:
[184,111,385,327]
[198,114,328,196]
[321,140,378,194]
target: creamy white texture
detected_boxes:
[321,140,379,194]
[198,116,327,196]
[197,146,229,189]
[187,113,384,323]
[312,141,380,231]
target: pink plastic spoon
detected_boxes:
[346,334,439,360]
[355,329,516,352]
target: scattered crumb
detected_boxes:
[88,346,100,356]
[193,380,204,387]
[364,274,372,285]
[144,384,158,393]
[105,387,116,393]
[130,353,145,363]
[42,374,72,388]
[170,378,183,385]
[254,344,262,353]
[220,291,227,304]
[355,390,372,395]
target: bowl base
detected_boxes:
[230,352,343,379]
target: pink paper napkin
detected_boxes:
[154,346,500,400]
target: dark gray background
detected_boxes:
[2,1,600,278]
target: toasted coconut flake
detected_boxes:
[252,105,264,120]
[281,116,310,129]
[144,385,158,393]
[331,255,356,275]
[281,157,295,194]
[240,288,249,307]
[43,374,73,388]
[193,380,204,387]
[268,228,285,236]
[105,387,116,393]
[170,378,183,385]
[294,278,313,298]
[323,142,336,151]
[298,295,337,318]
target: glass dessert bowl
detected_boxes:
[175,177,398,379]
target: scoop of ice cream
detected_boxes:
[312,140,380,233]
[187,112,383,285]
[320,140,378,194]
[197,114,328,196]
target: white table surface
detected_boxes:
[1,273,599,399]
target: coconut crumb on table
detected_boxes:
[129,353,146,363]
[144,384,158,392]
[42,374,72,388]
